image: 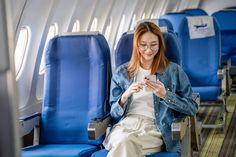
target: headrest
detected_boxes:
[212,10,236,31]
[60,31,100,36]
[158,18,174,32]
[186,16,215,39]
[46,33,110,63]
[136,19,158,26]
[115,31,181,68]
[181,8,208,16]
[135,19,172,32]
[160,13,187,35]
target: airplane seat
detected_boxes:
[181,8,208,16]
[212,10,236,66]
[89,31,200,157]
[114,32,133,68]
[179,15,226,130]
[135,18,174,33]
[115,31,181,68]
[160,13,187,36]
[212,10,236,86]
[20,32,111,157]
[158,18,174,32]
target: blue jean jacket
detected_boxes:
[109,62,198,152]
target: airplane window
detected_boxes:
[90,17,98,31]
[39,23,58,74]
[72,20,80,32]
[105,18,112,41]
[14,26,31,79]
[114,14,126,50]
[130,14,136,30]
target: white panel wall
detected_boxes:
[69,0,98,31]
[87,0,114,33]
[17,0,54,115]
[14,0,228,117]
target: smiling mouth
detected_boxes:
[146,53,154,56]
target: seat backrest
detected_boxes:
[212,10,236,64]
[223,6,236,10]
[158,18,174,32]
[135,18,174,32]
[160,13,187,36]
[114,31,181,68]
[40,32,111,145]
[181,8,208,16]
[179,16,221,100]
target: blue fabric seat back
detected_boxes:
[158,18,174,32]
[212,10,236,65]
[160,13,187,36]
[40,33,111,145]
[179,16,221,101]
[115,31,181,68]
[115,32,133,68]
[181,8,208,16]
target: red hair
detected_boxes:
[127,22,169,79]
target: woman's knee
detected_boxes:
[115,133,135,146]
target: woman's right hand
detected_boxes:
[119,82,143,107]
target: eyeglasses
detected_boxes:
[138,42,159,52]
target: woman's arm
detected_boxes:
[162,67,198,116]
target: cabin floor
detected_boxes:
[196,95,236,157]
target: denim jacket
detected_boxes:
[109,62,198,152]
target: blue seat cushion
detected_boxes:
[91,149,179,157]
[22,144,98,157]
[192,86,220,101]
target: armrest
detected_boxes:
[172,93,200,141]
[19,112,41,137]
[88,114,112,140]
[191,93,202,151]
[192,93,200,106]
[217,68,225,80]
[171,117,190,140]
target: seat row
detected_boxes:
[20,9,231,155]
[20,29,202,157]
[158,9,228,131]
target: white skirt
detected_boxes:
[103,114,163,157]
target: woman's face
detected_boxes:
[138,32,159,64]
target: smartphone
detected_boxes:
[144,75,156,82]
[144,75,156,92]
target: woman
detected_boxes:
[103,22,198,157]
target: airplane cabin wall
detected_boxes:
[14,0,236,117]
[10,0,27,34]
[16,0,54,116]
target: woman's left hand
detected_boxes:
[144,79,167,99]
